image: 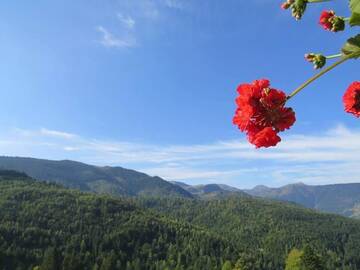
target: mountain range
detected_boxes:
[172,182,360,218]
[0,156,192,198]
[171,181,360,218]
[1,156,360,219]
[244,182,360,218]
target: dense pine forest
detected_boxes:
[1,170,360,269]
[0,171,235,270]
[138,197,360,269]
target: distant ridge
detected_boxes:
[0,156,193,198]
[171,181,249,199]
[245,182,360,218]
[173,180,360,218]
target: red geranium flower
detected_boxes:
[274,107,296,132]
[319,10,334,30]
[232,79,296,148]
[319,10,345,32]
[343,81,360,118]
[248,127,281,149]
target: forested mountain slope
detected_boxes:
[0,171,234,270]
[138,196,360,269]
[2,170,360,269]
[0,156,192,198]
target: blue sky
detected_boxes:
[0,0,359,188]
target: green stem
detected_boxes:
[326,53,342,59]
[343,17,350,22]
[287,55,351,100]
[307,0,332,3]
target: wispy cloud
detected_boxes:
[117,14,136,29]
[96,26,136,48]
[39,128,76,139]
[1,124,360,188]
[164,0,185,10]
[96,0,190,49]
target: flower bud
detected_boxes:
[304,53,326,69]
[291,0,307,20]
[281,2,290,9]
[281,0,306,20]
[281,1,292,10]
[319,10,345,32]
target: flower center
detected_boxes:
[353,90,360,111]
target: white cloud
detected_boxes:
[40,128,76,139]
[164,0,184,10]
[117,14,136,29]
[96,26,136,48]
[2,124,360,188]
[64,146,80,151]
[95,0,191,49]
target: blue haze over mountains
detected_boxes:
[0,156,360,218]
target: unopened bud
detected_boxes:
[281,2,291,9]
[330,16,345,32]
[305,53,326,69]
[281,0,294,10]
[291,0,307,20]
[281,0,306,19]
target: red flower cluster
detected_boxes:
[343,81,360,118]
[319,10,335,30]
[319,10,345,32]
[233,79,296,148]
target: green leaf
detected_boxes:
[350,12,360,26]
[349,0,360,26]
[342,34,360,59]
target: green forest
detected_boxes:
[1,170,360,269]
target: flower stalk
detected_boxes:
[307,0,332,3]
[287,54,352,100]
[325,53,342,59]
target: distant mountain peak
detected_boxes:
[245,181,360,218]
[171,182,248,199]
[169,181,190,188]
[251,185,270,192]
[0,156,193,199]
[290,182,307,186]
